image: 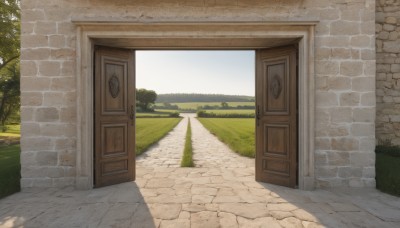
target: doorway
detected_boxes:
[73,22,315,190]
[93,45,298,188]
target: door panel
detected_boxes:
[94,46,135,188]
[256,46,298,188]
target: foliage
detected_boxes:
[375,144,400,196]
[221,102,228,108]
[0,62,20,128]
[181,119,194,167]
[0,144,20,199]
[0,1,20,128]
[136,88,157,112]
[136,118,182,155]
[136,110,180,118]
[156,93,254,103]
[0,0,20,72]
[155,102,254,111]
[375,145,400,157]
[197,110,255,118]
[154,102,179,110]
[198,118,255,157]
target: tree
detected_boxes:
[0,0,20,72]
[221,102,229,108]
[136,89,157,112]
[0,0,20,129]
[0,62,20,129]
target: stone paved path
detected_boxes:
[136,116,188,168]
[1,115,400,227]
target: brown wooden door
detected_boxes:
[255,46,298,188]
[94,46,135,188]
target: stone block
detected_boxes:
[352,77,375,92]
[21,35,48,48]
[353,108,375,122]
[330,107,352,123]
[330,21,360,35]
[36,151,58,166]
[340,61,363,76]
[21,77,51,91]
[40,123,76,137]
[21,137,54,151]
[350,152,375,167]
[39,61,61,77]
[338,167,363,178]
[35,107,59,122]
[21,123,41,137]
[58,150,76,166]
[51,77,76,91]
[327,151,350,166]
[351,123,375,137]
[316,92,338,107]
[331,138,359,151]
[21,92,43,106]
[21,61,38,76]
[339,92,360,106]
[35,21,57,34]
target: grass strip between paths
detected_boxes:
[136,118,182,155]
[181,119,194,167]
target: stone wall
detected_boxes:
[20,0,376,188]
[376,0,400,146]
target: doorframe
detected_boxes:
[73,21,317,190]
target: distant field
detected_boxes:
[0,125,20,137]
[197,118,255,158]
[156,102,254,109]
[203,109,254,114]
[136,118,182,155]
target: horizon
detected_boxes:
[136,50,255,96]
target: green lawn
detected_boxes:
[197,118,255,158]
[156,102,254,109]
[0,144,20,199]
[0,124,21,137]
[181,119,194,167]
[136,118,182,155]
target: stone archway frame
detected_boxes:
[72,21,316,190]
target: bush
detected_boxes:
[169,112,180,117]
[375,145,400,196]
[196,110,255,118]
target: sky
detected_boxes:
[136,51,255,96]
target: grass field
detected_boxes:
[0,125,21,137]
[136,118,182,155]
[181,119,194,167]
[197,118,255,158]
[156,102,254,109]
[0,144,20,199]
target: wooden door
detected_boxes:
[94,46,135,187]
[255,46,298,188]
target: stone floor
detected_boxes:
[1,115,400,227]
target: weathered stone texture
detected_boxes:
[20,0,376,188]
[376,0,400,146]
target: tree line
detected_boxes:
[156,93,255,103]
